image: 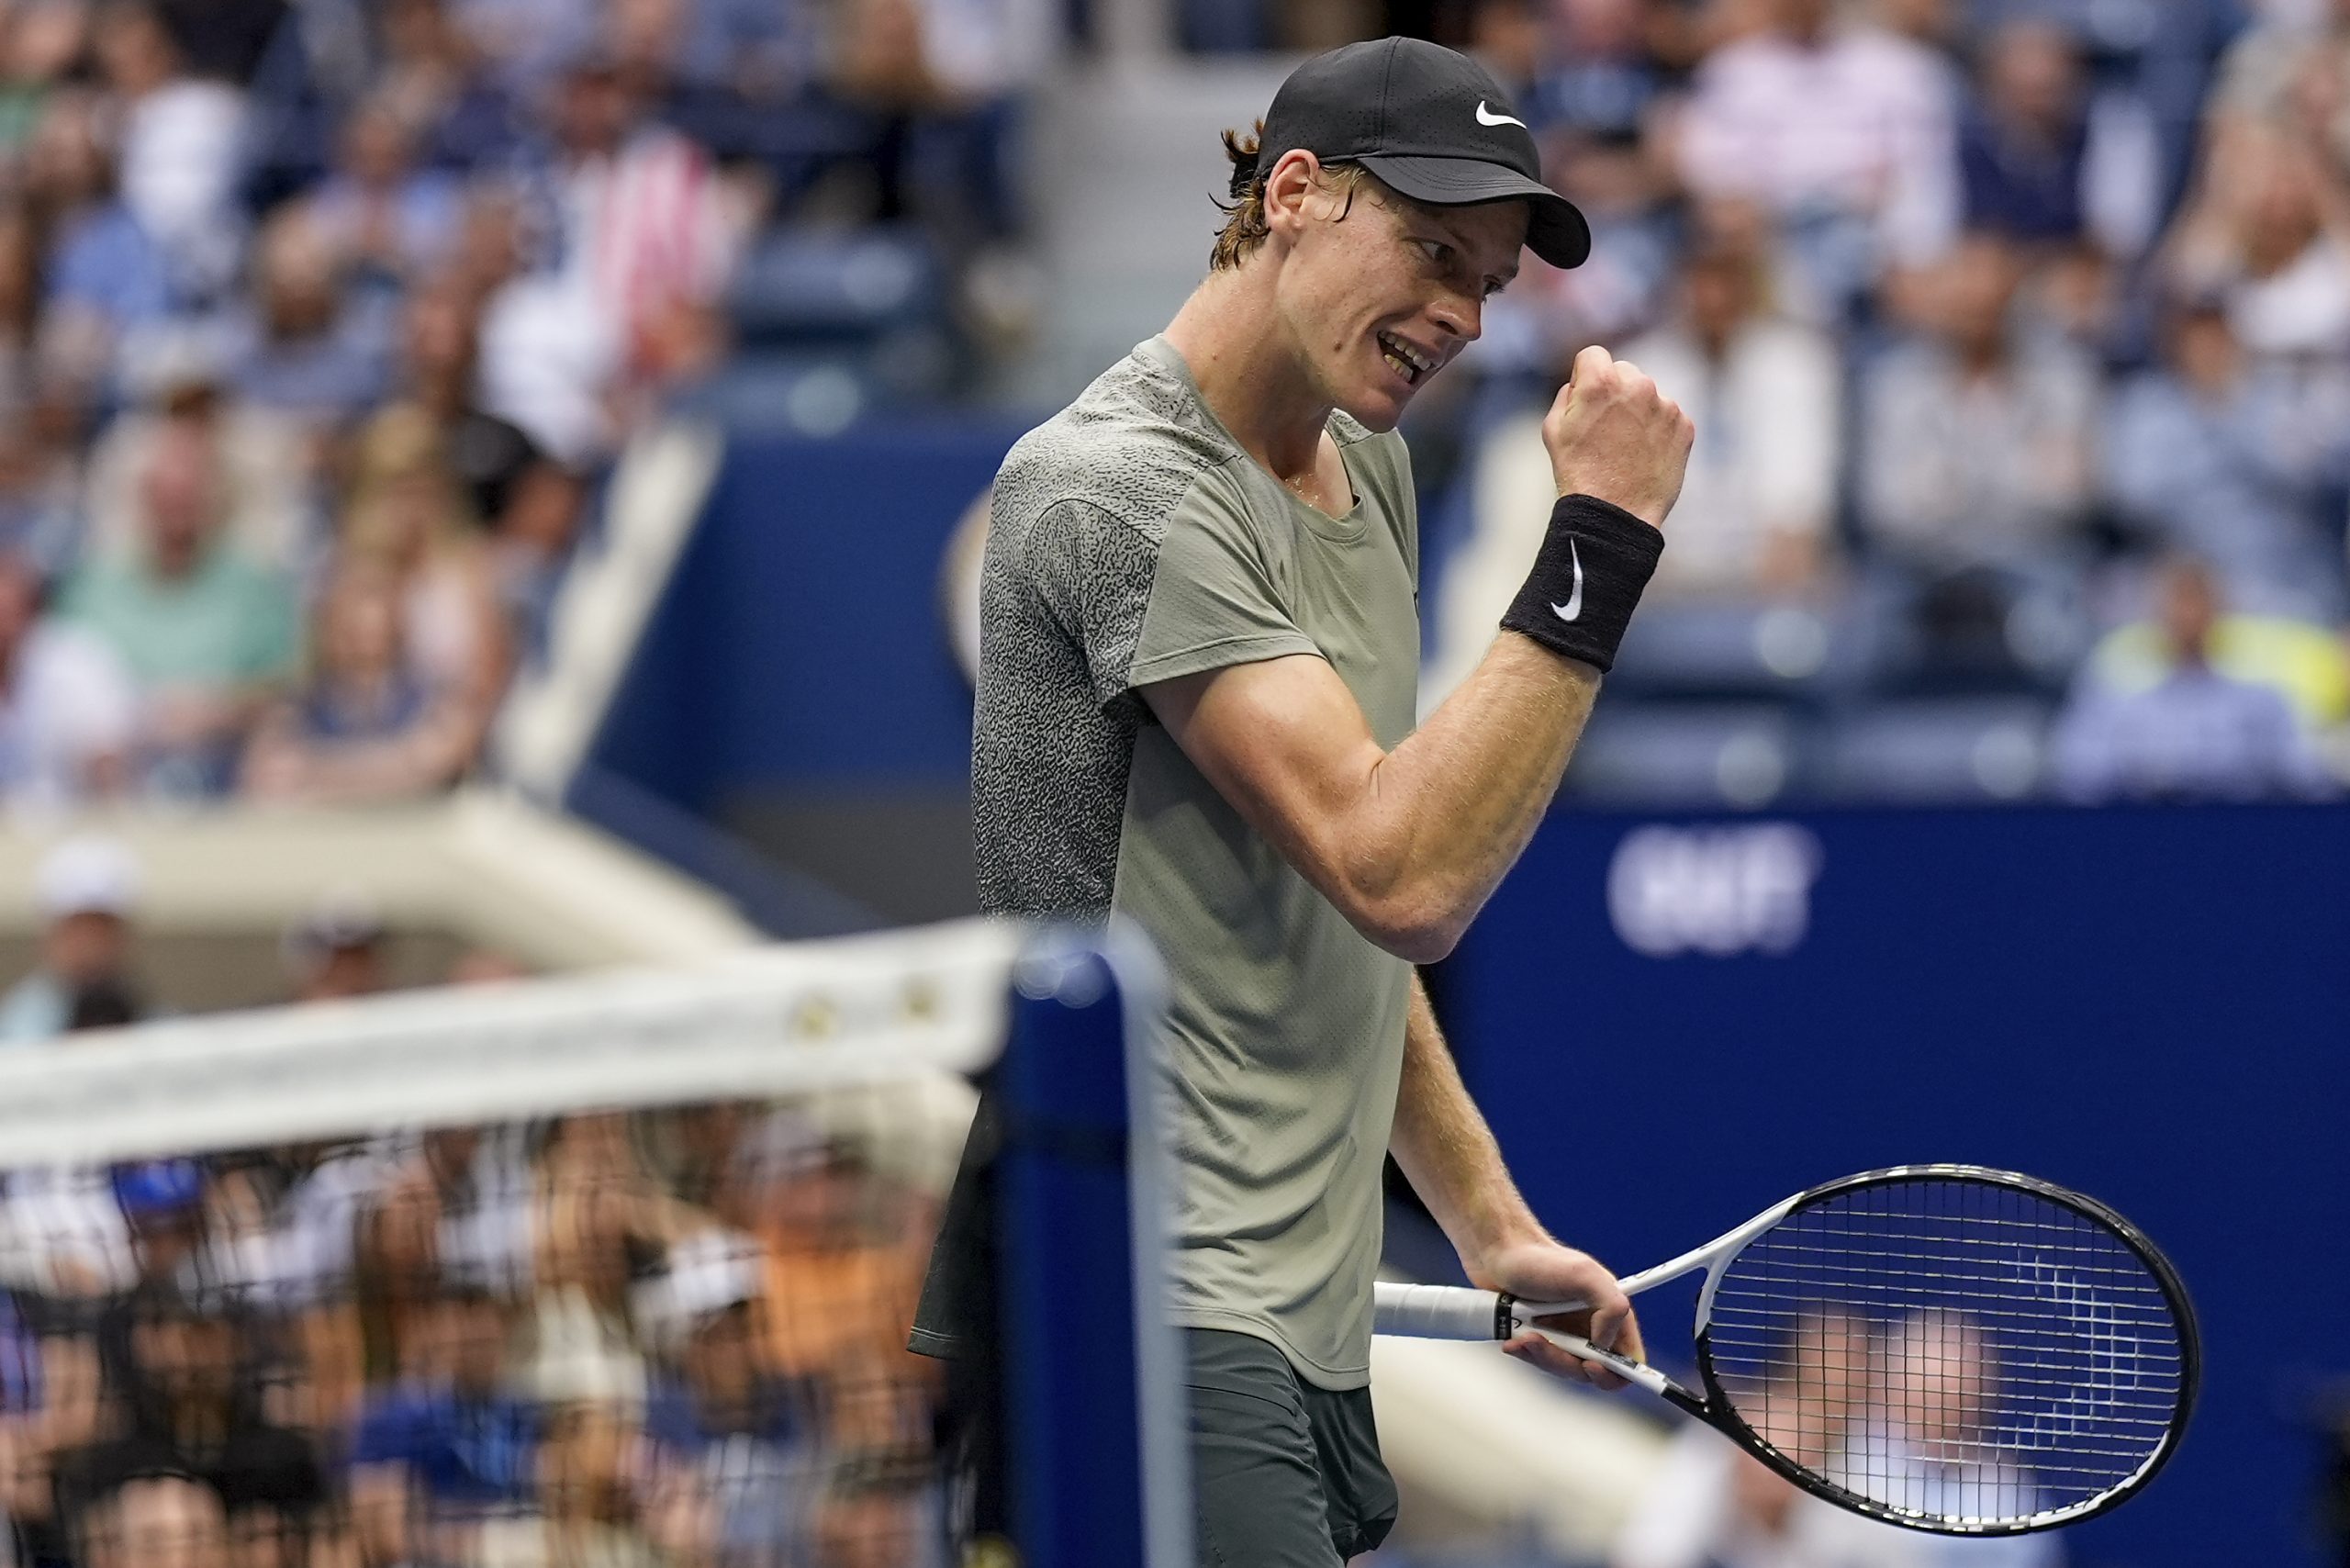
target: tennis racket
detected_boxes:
[1373,1164,2198,1534]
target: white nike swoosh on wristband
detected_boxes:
[1550,542,1584,622]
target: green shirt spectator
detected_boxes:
[62,539,297,689]
[59,419,299,794]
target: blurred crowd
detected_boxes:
[1613,1309,2058,1568]
[1417,0,2350,804]
[0,840,946,1568]
[0,0,1035,815]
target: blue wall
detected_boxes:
[596,421,1021,809]
[1440,804,2350,1568]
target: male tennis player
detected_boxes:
[912,37,1693,1565]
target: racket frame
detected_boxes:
[1373,1162,2201,1535]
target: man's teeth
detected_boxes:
[1379,333,1432,381]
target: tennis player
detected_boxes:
[912,37,1693,1566]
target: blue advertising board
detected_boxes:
[1440,803,2350,1568]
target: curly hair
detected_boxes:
[1210,122,1371,271]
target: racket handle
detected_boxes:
[1371,1282,1583,1341]
[1528,1327,1674,1399]
[1375,1282,1506,1339]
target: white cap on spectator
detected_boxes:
[284,886,386,961]
[36,836,140,920]
[635,1229,764,1351]
[529,1288,649,1406]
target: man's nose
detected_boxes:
[1430,289,1482,344]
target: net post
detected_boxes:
[995,926,1191,1568]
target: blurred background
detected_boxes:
[0,0,2338,1564]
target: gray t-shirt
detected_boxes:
[912,336,1420,1389]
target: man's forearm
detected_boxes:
[1357,633,1597,953]
[1388,972,1549,1284]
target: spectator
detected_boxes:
[218,202,395,428]
[1473,138,1679,371]
[0,551,136,807]
[1619,240,1842,599]
[749,1137,935,1481]
[2164,126,2350,364]
[1674,0,1961,315]
[0,1267,94,1567]
[24,90,175,400]
[2053,555,2336,801]
[73,1469,234,1568]
[339,408,509,729]
[282,890,389,1001]
[0,0,88,160]
[1959,18,2162,259]
[55,1283,324,1554]
[1858,232,2100,576]
[0,208,47,419]
[391,282,585,647]
[637,1231,811,1562]
[81,353,318,576]
[478,47,742,463]
[0,835,141,1042]
[374,0,529,174]
[151,0,285,84]
[2209,0,2350,172]
[0,402,84,577]
[1548,0,1665,140]
[90,3,246,305]
[59,420,300,794]
[240,560,478,804]
[478,1364,655,1568]
[307,91,467,293]
[2102,295,2350,622]
[346,1279,540,1566]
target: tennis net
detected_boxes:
[0,919,1180,1568]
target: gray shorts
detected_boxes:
[1186,1329,1398,1568]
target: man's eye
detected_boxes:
[1415,240,1449,265]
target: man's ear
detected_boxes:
[1259,149,1326,245]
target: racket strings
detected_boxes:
[1702,1178,2187,1530]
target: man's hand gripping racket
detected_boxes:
[1377,1164,2199,1535]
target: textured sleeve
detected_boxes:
[1021,497,1169,711]
[1125,482,1320,690]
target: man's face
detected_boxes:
[140,422,226,571]
[112,1475,229,1568]
[1775,0,1831,39]
[1270,164,1525,432]
[2160,565,2220,655]
[46,909,127,985]
[132,1311,237,1406]
[684,1302,759,1406]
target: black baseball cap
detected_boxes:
[1252,37,1591,270]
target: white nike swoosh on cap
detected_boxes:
[1475,101,1528,129]
[1550,541,1583,623]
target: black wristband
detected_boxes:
[1499,495,1664,675]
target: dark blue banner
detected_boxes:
[1442,803,2350,1568]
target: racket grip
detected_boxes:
[1372,1282,1516,1341]
[1530,1327,1674,1398]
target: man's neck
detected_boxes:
[1163,269,1335,486]
[150,547,203,583]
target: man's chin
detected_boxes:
[1335,389,1409,433]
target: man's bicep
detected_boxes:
[1139,655,1387,900]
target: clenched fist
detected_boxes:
[1541,344,1695,529]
